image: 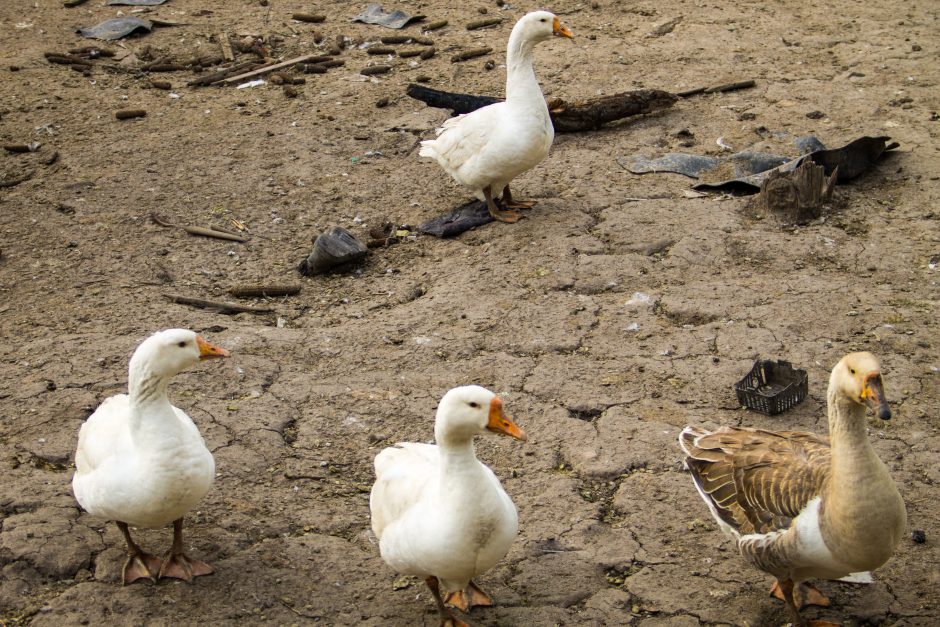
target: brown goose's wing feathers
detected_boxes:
[680,426,830,535]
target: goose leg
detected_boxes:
[116,521,161,585]
[501,185,536,210]
[425,576,468,627]
[483,185,522,223]
[770,580,831,608]
[444,579,494,612]
[158,518,214,582]
[774,578,806,627]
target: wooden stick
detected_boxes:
[187,61,258,86]
[166,294,273,314]
[222,53,324,84]
[219,32,235,62]
[228,285,301,298]
[183,226,247,242]
[150,212,247,242]
[677,79,755,98]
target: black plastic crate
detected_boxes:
[734,359,808,415]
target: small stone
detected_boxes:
[911,529,926,544]
[806,110,825,119]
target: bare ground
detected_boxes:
[1,0,938,625]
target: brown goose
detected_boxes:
[679,352,906,626]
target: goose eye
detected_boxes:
[849,368,856,375]
[178,341,187,348]
[469,402,480,408]
[540,18,547,22]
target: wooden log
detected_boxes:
[405,84,677,132]
[166,294,273,314]
[228,285,301,298]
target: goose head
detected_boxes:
[831,352,891,420]
[435,385,527,445]
[129,329,230,382]
[515,10,574,43]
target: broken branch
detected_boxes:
[228,285,301,298]
[165,294,273,314]
[677,79,756,98]
[222,53,325,84]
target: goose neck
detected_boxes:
[505,32,540,104]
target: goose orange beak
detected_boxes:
[486,397,527,442]
[860,373,891,420]
[196,336,230,360]
[553,17,574,39]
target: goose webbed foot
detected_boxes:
[158,518,214,583]
[116,521,160,585]
[426,576,469,627]
[444,579,494,612]
[483,186,522,223]
[770,580,830,608]
[501,185,536,210]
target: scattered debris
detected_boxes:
[77,17,154,40]
[63,0,89,6]
[621,135,898,193]
[755,160,838,225]
[418,200,493,237]
[188,61,261,87]
[106,0,167,5]
[407,84,677,132]
[222,54,326,84]
[648,16,683,38]
[451,47,492,62]
[237,79,267,89]
[166,294,273,314]
[366,222,410,247]
[367,45,396,55]
[423,20,448,31]
[3,143,41,154]
[298,226,369,276]
[115,109,147,120]
[293,13,326,23]
[150,212,248,242]
[352,5,425,29]
[466,18,502,30]
[361,65,392,76]
[228,285,301,298]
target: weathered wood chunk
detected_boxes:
[756,161,838,225]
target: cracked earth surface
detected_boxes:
[1,0,938,625]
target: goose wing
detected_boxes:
[679,426,831,535]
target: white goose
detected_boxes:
[679,352,907,627]
[72,329,229,584]
[370,385,527,626]
[419,11,573,223]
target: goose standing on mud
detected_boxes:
[370,385,527,626]
[72,329,229,584]
[679,352,906,626]
[419,11,574,223]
